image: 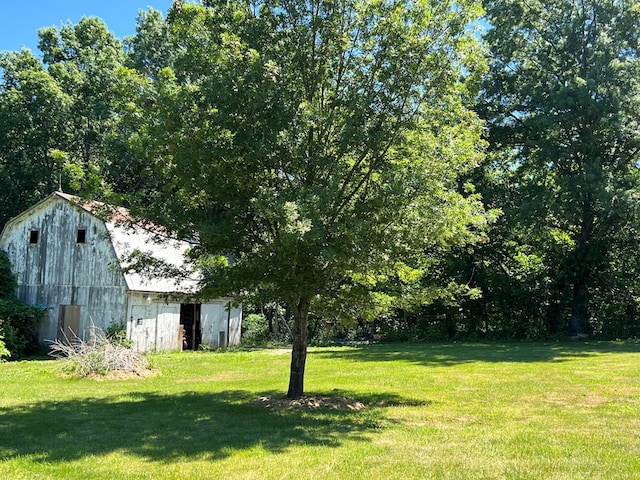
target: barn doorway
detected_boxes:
[180,304,201,350]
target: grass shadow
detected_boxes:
[0,389,409,465]
[312,340,640,366]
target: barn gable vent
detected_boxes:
[29,230,39,244]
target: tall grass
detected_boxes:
[1,341,640,479]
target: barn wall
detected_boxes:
[201,301,243,348]
[127,292,181,352]
[229,304,242,346]
[0,197,128,342]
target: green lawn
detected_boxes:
[1,342,640,479]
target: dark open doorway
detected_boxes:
[180,304,201,350]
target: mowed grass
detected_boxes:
[2,342,640,479]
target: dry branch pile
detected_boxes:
[48,329,150,377]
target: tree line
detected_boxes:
[1,0,639,393]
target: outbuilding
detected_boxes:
[0,191,241,352]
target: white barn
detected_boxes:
[0,191,242,352]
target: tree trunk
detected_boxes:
[287,296,311,399]
[568,277,589,337]
[568,204,595,338]
[545,281,565,335]
[545,298,562,336]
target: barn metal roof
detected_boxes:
[54,192,199,294]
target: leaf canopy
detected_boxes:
[121,0,490,318]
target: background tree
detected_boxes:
[0,18,126,225]
[0,50,71,225]
[479,0,640,336]
[120,0,490,397]
[37,17,126,196]
[107,8,178,198]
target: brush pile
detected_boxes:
[48,328,150,377]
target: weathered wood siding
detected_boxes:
[127,293,181,352]
[228,304,242,346]
[0,196,128,342]
[201,301,242,348]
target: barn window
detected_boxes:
[76,229,87,244]
[29,230,39,244]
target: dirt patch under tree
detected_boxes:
[250,395,366,410]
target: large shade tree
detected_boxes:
[120,0,490,397]
[480,0,640,336]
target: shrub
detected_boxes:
[104,321,134,348]
[48,327,150,377]
[0,251,17,299]
[241,313,271,345]
[0,299,43,359]
[0,251,43,359]
[0,334,9,360]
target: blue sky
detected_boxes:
[0,1,174,53]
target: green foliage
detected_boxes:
[123,0,489,302]
[475,0,640,337]
[0,334,9,360]
[0,50,70,224]
[240,302,297,345]
[0,251,17,299]
[38,17,126,199]
[0,298,43,359]
[0,252,42,359]
[0,17,128,224]
[241,313,271,346]
[104,322,133,349]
